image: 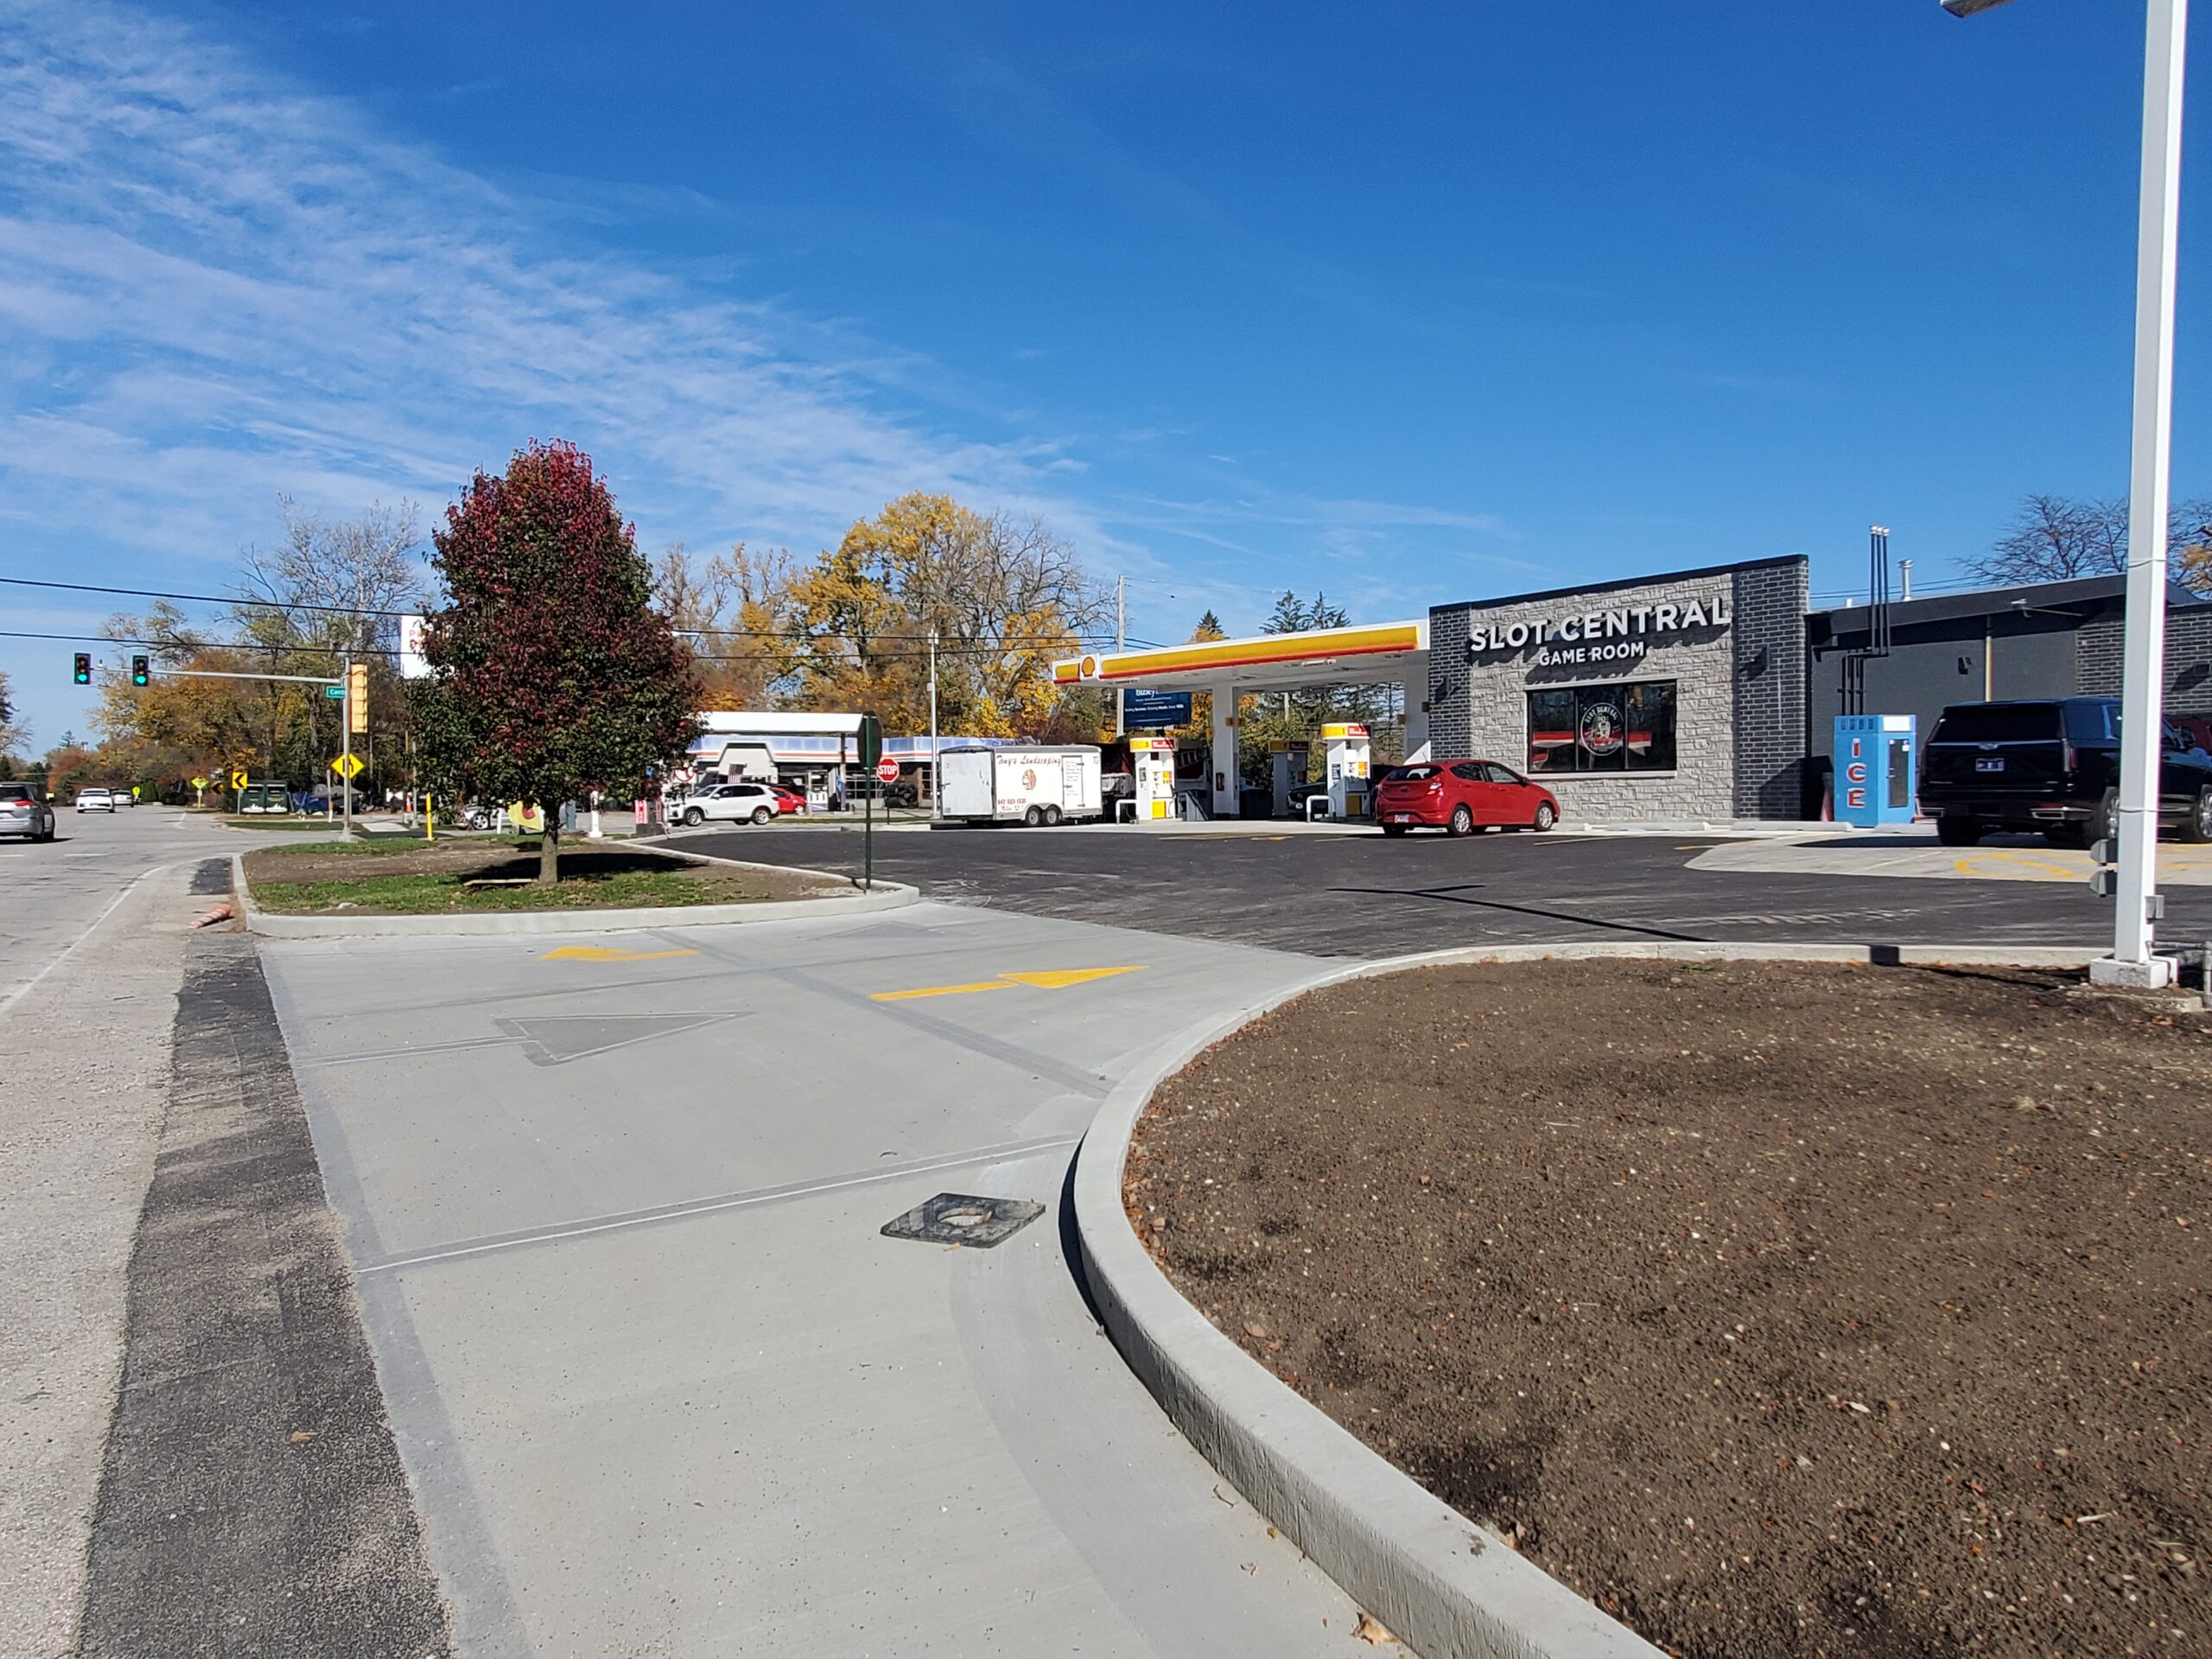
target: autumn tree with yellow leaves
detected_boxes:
[671,493,1113,740]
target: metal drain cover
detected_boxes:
[880,1192,1046,1249]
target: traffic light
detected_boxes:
[72,652,91,685]
[130,654,149,687]
[346,661,369,734]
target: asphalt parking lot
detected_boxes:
[679,823,2212,956]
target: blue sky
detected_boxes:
[3,0,2208,748]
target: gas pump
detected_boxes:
[1269,741,1310,817]
[1832,715,1916,827]
[1129,736,1177,823]
[1323,723,1371,821]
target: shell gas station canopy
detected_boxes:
[1053,619,1431,816]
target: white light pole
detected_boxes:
[928,625,941,820]
[1948,0,2188,987]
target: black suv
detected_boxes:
[1921,696,2212,847]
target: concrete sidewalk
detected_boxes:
[261,903,1371,1656]
[1691,826,2212,883]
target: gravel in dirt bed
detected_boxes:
[1126,961,2209,1659]
[242,841,839,912]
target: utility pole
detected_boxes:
[1116,574,1126,738]
[928,626,941,821]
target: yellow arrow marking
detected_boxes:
[871,979,1020,1002]
[871,966,1147,1001]
[540,945,702,963]
[998,966,1146,990]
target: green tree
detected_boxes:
[413,441,701,883]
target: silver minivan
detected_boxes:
[0,781,55,842]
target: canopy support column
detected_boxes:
[1210,680,1240,816]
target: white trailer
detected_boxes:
[939,746,1103,826]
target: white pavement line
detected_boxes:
[357,1132,1084,1277]
[0,864,167,1023]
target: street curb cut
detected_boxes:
[1071,939,2104,1659]
[231,852,917,938]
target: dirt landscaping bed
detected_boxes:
[1125,960,2209,1659]
[242,839,841,913]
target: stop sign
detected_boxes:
[875,758,899,784]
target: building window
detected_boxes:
[1527,681,1677,775]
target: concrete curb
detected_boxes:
[232,851,917,938]
[1071,938,2104,1659]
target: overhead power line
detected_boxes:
[0,574,1137,650]
[0,626,1124,665]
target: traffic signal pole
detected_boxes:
[342,653,353,839]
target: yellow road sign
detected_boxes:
[230,769,248,790]
[871,966,1146,1002]
[330,753,364,779]
[539,945,702,963]
[190,775,207,790]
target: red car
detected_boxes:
[760,781,807,814]
[1374,760,1560,836]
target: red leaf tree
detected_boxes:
[415,441,700,882]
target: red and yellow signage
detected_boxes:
[1054,623,1421,685]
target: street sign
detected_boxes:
[190,775,207,790]
[229,769,248,790]
[857,713,884,768]
[331,753,364,779]
[874,757,899,785]
[324,684,344,699]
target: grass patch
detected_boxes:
[251,867,728,914]
[242,838,838,914]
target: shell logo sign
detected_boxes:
[1077,656,1099,679]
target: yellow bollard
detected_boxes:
[426,791,434,842]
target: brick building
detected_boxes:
[1427,556,1809,823]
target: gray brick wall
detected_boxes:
[2077,604,2212,713]
[1427,604,1472,759]
[1428,558,1805,821]
[1732,559,1810,816]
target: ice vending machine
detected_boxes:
[1833,714,1916,828]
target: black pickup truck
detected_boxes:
[1921,696,2212,847]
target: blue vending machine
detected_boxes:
[1833,714,1917,828]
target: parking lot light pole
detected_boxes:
[1948,0,2188,988]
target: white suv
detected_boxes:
[677,782,782,827]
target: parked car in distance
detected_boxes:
[234,783,294,815]
[677,780,784,827]
[0,781,55,842]
[1374,759,1560,837]
[74,787,117,812]
[1920,696,2212,848]
[760,781,809,814]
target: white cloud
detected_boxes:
[0,0,1066,573]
